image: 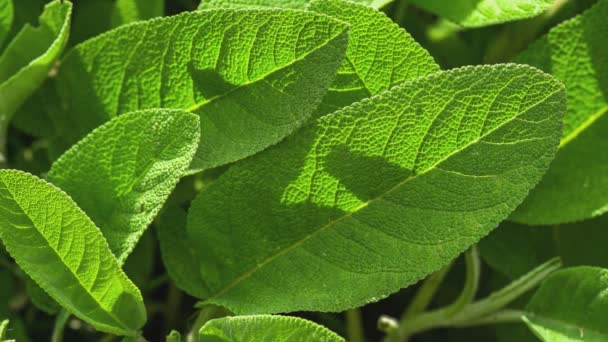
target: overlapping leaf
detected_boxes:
[555,214,608,268]
[525,267,608,341]
[199,315,345,342]
[49,109,200,263]
[409,0,554,27]
[511,0,608,225]
[0,0,71,151]
[50,9,348,171]
[0,0,12,46]
[0,170,146,336]
[198,0,394,10]
[187,64,565,314]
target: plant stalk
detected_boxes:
[346,308,365,342]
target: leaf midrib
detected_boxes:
[207,83,563,302]
[0,174,135,335]
[525,313,607,339]
[185,20,348,114]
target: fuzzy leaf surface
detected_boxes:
[49,109,200,263]
[51,9,348,171]
[511,0,608,225]
[409,0,554,27]
[525,267,608,341]
[0,170,146,336]
[198,0,394,10]
[188,64,565,314]
[0,0,70,121]
[199,315,345,342]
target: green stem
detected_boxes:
[345,309,365,342]
[187,306,228,342]
[165,283,182,333]
[402,262,453,320]
[444,246,480,316]
[452,309,525,327]
[51,310,70,342]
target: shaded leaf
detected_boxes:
[0,170,146,336]
[511,0,608,224]
[525,267,608,341]
[199,315,345,342]
[188,64,565,314]
[555,214,608,268]
[48,109,200,263]
[409,0,554,28]
[0,0,12,47]
[51,9,348,172]
[25,275,60,315]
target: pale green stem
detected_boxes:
[51,310,70,342]
[0,319,8,340]
[402,262,453,320]
[452,309,525,327]
[346,308,365,342]
[443,246,480,317]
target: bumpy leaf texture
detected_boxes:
[0,0,71,121]
[409,0,554,27]
[0,170,146,336]
[51,9,348,171]
[188,64,565,314]
[0,0,12,46]
[49,109,200,263]
[199,315,345,342]
[198,0,394,10]
[511,0,608,225]
[525,267,608,341]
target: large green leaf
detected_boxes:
[511,0,608,225]
[48,109,200,263]
[307,0,439,116]
[187,64,565,314]
[199,315,345,342]
[0,170,146,336]
[0,0,71,157]
[0,0,12,47]
[525,267,608,341]
[50,9,348,171]
[198,0,394,10]
[409,0,554,28]
[555,214,608,268]
[157,205,206,299]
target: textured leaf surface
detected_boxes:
[525,267,608,341]
[48,109,200,263]
[188,64,565,314]
[199,315,345,342]
[198,0,394,10]
[51,9,348,171]
[307,0,439,116]
[0,0,12,46]
[0,170,146,336]
[0,0,70,119]
[511,0,608,225]
[157,205,206,298]
[409,0,554,27]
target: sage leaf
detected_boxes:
[409,0,554,28]
[0,0,12,46]
[555,214,608,269]
[307,0,439,117]
[198,0,394,10]
[199,315,345,342]
[51,9,348,172]
[25,275,61,315]
[511,0,608,225]
[188,64,565,314]
[48,109,200,263]
[0,0,71,159]
[157,205,206,299]
[0,170,146,336]
[525,267,608,341]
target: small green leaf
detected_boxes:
[157,205,206,299]
[188,64,565,314]
[511,0,608,225]
[525,267,608,341]
[555,214,608,269]
[0,0,12,47]
[49,109,200,263]
[0,0,71,125]
[0,170,146,336]
[409,0,554,27]
[199,0,394,10]
[307,0,439,116]
[51,9,348,172]
[199,315,345,342]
